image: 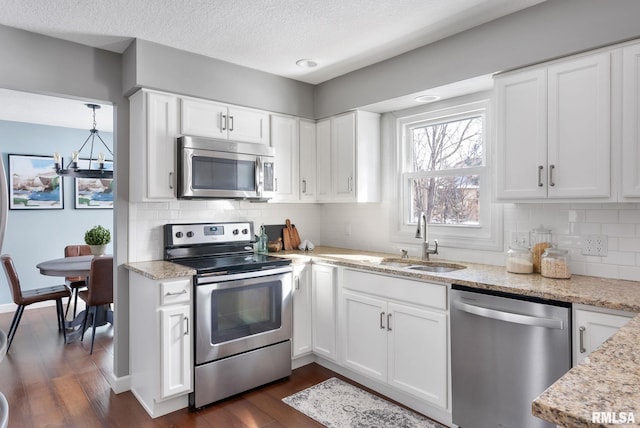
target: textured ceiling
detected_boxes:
[0,0,546,85]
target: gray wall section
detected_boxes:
[315,0,640,118]
[123,39,316,118]
[0,24,130,379]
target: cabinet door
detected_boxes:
[311,264,337,360]
[299,119,317,201]
[292,263,312,357]
[181,98,227,139]
[271,115,299,202]
[342,291,387,382]
[574,308,632,365]
[331,112,356,201]
[388,303,447,408]
[547,52,611,198]
[160,304,192,399]
[228,106,270,145]
[495,69,548,199]
[147,92,180,200]
[622,43,640,198]
[315,119,332,201]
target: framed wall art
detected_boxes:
[74,159,114,209]
[8,154,64,210]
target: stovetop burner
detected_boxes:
[175,253,290,275]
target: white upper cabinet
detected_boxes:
[130,89,180,201]
[270,114,299,202]
[622,42,640,198]
[496,51,611,201]
[315,111,381,203]
[181,98,270,145]
[299,119,317,202]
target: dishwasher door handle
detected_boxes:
[453,300,564,329]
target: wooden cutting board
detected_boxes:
[283,219,302,250]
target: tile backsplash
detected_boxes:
[128,199,640,282]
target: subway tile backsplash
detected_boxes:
[128,199,640,282]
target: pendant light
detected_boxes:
[54,103,113,179]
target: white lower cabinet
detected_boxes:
[573,304,634,365]
[311,263,337,361]
[340,269,448,409]
[130,273,193,418]
[292,263,312,357]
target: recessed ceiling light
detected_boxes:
[296,59,318,68]
[415,94,440,103]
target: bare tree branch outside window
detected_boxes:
[410,116,483,225]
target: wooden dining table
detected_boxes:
[36,255,113,343]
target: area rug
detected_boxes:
[282,377,447,428]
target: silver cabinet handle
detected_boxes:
[184,316,189,336]
[537,165,544,187]
[549,164,556,187]
[169,172,174,189]
[275,178,278,192]
[165,289,187,296]
[294,275,299,290]
[221,114,227,131]
[302,179,307,194]
[229,115,234,131]
[387,313,392,331]
[348,176,353,192]
[380,312,385,329]
[453,300,564,329]
[579,326,586,353]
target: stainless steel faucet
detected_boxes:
[415,212,438,260]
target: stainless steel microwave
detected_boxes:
[177,136,275,200]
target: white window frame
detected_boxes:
[394,96,503,251]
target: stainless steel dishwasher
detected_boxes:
[450,284,571,428]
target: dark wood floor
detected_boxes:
[0,305,439,428]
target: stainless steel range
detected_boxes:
[164,221,293,409]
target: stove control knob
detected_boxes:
[232,229,239,235]
[186,231,194,238]
[242,228,249,235]
[175,232,183,238]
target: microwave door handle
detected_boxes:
[255,157,263,197]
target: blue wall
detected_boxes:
[1,120,114,305]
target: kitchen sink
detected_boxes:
[378,258,466,272]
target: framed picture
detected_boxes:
[74,159,114,209]
[8,154,64,210]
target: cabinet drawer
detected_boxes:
[160,278,191,305]
[343,269,446,310]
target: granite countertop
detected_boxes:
[124,246,640,427]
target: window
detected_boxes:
[397,98,502,251]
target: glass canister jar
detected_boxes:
[506,246,533,274]
[531,226,553,273]
[541,248,571,279]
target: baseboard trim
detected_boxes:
[109,372,131,394]
[0,300,56,314]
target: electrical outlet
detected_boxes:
[582,234,608,256]
[510,232,529,248]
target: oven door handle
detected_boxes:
[196,265,292,285]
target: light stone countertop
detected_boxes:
[124,246,640,427]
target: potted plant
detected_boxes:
[84,225,111,256]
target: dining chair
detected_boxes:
[79,256,113,354]
[64,244,92,318]
[0,254,70,352]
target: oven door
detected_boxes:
[194,267,292,365]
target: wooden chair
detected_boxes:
[1,254,70,352]
[64,245,92,318]
[79,256,113,354]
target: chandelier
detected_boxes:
[54,103,113,179]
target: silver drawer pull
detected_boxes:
[537,165,544,187]
[184,316,189,336]
[579,326,586,353]
[165,289,187,296]
[380,312,385,329]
